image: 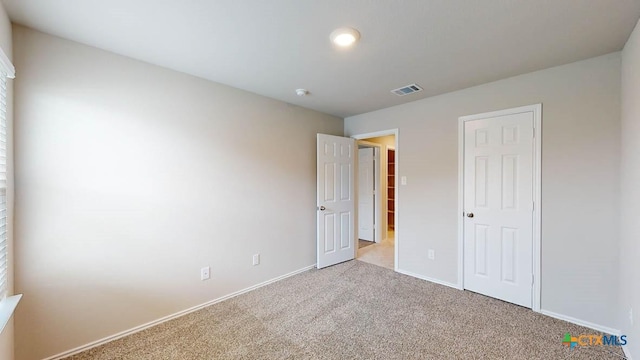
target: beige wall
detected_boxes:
[346,53,621,330]
[620,19,640,359]
[12,25,342,360]
[0,2,14,359]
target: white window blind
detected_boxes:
[0,67,7,301]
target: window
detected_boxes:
[0,46,16,334]
[0,48,14,303]
[0,66,7,301]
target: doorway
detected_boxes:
[315,130,398,271]
[354,132,397,270]
[458,104,541,310]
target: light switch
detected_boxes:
[401,176,407,185]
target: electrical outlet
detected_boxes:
[428,249,435,260]
[630,308,634,326]
[253,254,260,266]
[200,266,210,281]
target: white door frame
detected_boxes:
[351,129,399,272]
[357,141,382,243]
[457,104,542,312]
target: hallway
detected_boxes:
[356,231,394,270]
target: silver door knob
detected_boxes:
[466,212,474,218]
[319,206,326,211]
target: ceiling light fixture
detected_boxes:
[330,27,360,47]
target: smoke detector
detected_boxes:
[296,89,309,96]
[391,84,423,96]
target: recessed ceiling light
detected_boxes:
[330,27,360,47]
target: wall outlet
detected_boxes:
[428,249,435,260]
[253,254,260,266]
[200,266,210,281]
[630,308,634,326]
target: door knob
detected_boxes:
[466,212,474,218]
[319,206,326,211]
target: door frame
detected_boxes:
[457,104,542,312]
[357,141,382,243]
[351,129,399,271]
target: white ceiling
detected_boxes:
[4,0,640,118]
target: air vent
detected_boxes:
[391,83,423,96]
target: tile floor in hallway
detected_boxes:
[356,230,394,269]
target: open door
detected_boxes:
[358,147,375,242]
[317,134,356,269]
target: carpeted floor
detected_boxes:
[67,261,626,359]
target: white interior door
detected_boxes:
[358,147,375,242]
[317,134,356,269]
[463,111,534,308]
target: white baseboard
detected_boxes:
[539,309,621,336]
[42,264,317,360]
[396,268,460,290]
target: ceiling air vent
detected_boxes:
[391,83,423,96]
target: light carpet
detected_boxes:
[67,260,625,359]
